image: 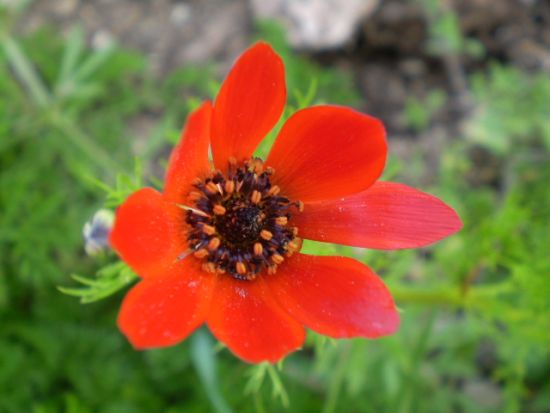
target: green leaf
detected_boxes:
[190,330,233,413]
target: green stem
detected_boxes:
[190,330,233,413]
[392,286,464,307]
[2,35,120,175]
[322,342,351,413]
[266,364,289,407]
[1,35,51,107]
[253,393,266,413]
[50,112,121,174]
[392,284,513,310]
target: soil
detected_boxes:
[21,0,550,184]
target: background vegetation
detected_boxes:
[1,1,549,412]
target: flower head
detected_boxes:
[110,42,462,363]
[83,209,114,256]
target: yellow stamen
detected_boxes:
[202,224,216,236]
[189,191,202,201]
[267,185,280,196]
[260,230,273,241]
[194,249,209,259]
[253,242,263,256]
[225,180,235,194]
[251,190,262,204]
[202,262,216,273]
[236,261,246,275]
[208,237,221,251]
[213,204,226,215]
[252,158,264,174]
[286,238,303,254]
[271,253,284,265]
[206,182,218,194]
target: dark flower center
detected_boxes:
[215,203,263,246]
[184,158,303,280]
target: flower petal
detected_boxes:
[266,254,399,338]
[294,182,462,249]
[266,106,387,202]
[118,259,214,349]
[164,101,213,204]
[109,188,185,278]
[211,42,286,171]
[207,276,304,363]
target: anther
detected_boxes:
[252,158,264,174]
[267,185,280,196]
[253,242,263,256]
[206,182,218,194]
[213,204,226,215]
[203,262,216,273]
[297,201,304,212]
[189,191,202,201]
[208,237,221,251]
[236,261,247,275]
[260,230,273,241]
[225,180,235,194]
[192,178,203,186]
[194,249,209,259]
[251,190,262,204]
[271,254,284,265]
[292,227,299,236]
[275,216,288,226]
[286,238,303,253]
[202,224,216,236]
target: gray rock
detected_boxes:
[251,0,380,50]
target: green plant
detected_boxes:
[468,64,550,155]
[1,10,549,413]
[404,89,447,132]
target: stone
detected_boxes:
[250,0,380,50]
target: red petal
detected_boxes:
[211,42,286,171]
[164,101,213,204]
[207,276,304,363]
[109,188,185,277]
[294,182,462,249]
[118,259,214,349]
[266,254,399,338]
[266,106,387,202]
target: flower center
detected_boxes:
[215,203,263,245]
[184,158,303,280]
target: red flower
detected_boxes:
[110,42,462,363]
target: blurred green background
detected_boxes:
[1,1,549,412]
